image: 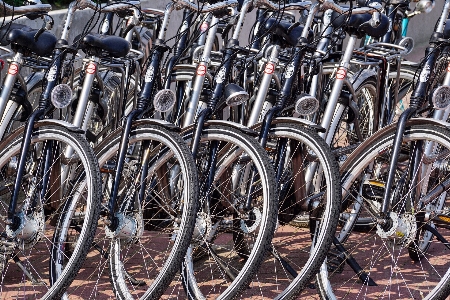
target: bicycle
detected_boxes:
[317,0,450,298]
[0,1,104,297]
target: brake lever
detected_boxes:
[370,11,380,27]
[122,21,135,37]
[34,27,45,41]
[122,7,142,37]
[34,14,53,41]
[369,2,381,27]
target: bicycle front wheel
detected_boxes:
[65,123,199,299]
[173,124,278,300]
[318,123,450,300]
[0,124,101,299]
[256,122,341,299]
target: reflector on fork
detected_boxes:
[295,93,319,116]
[51,84,72,108]
[153,88,176,112]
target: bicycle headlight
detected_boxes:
[432,85,450,110]
[51,84,72,109]
[153,89,176,112]
[295,93,319,116]
[224,83,249,106]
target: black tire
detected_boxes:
[173,124,278,300]
[66,124,198,299]
[317,123,450,300]
[260,123,341,299]
[0,124,101,299]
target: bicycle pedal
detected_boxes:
[327,248,345,274]
[362,180,385,201]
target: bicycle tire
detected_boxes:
[317,123,450,300]
[0,124,101,299]
[64,123,198,299]
[171,124,278,300]
[318,68,377,163]
[260,123,341,299]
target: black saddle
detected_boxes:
[264,18,314,47]
[0,23,56,56]
[76,33,131,58]
[331,11,389,39]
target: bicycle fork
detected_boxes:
[7,52,65,233]
[381,46,441,219]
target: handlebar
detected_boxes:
[252,0,311,11]
[319,0,382,26]
[232,0,312,41]
[319,0,382,15]
[141,8,165,16]
[0,0,51,15]
[75,0,140,13]
[171,0,238,13]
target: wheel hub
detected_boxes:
[376,212,417,246]
[106,212,143,244]
[6,210,44,249]
[240,208,261,233]
[192,212,214,246]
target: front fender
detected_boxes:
[132,118,181,132]
[250,117,326,133]
[34,119,84,133]
[404,117,450,129]
[340,117,450,172]
[181,119,258,136]
[25,71,46,93]
[0,119,84,148]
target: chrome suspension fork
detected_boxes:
[319,35,358,142]
[246,46,279,127]
[418,62,450,198]
[0,52,23,139]
[304,36,358,190]
[182,14,219,128]
[309,9,332,99]
[61,57,99,183]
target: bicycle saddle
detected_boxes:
[76,33,131,58]
[264,18,313,47]
[0,23,56,56]
[331,11,389,39]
